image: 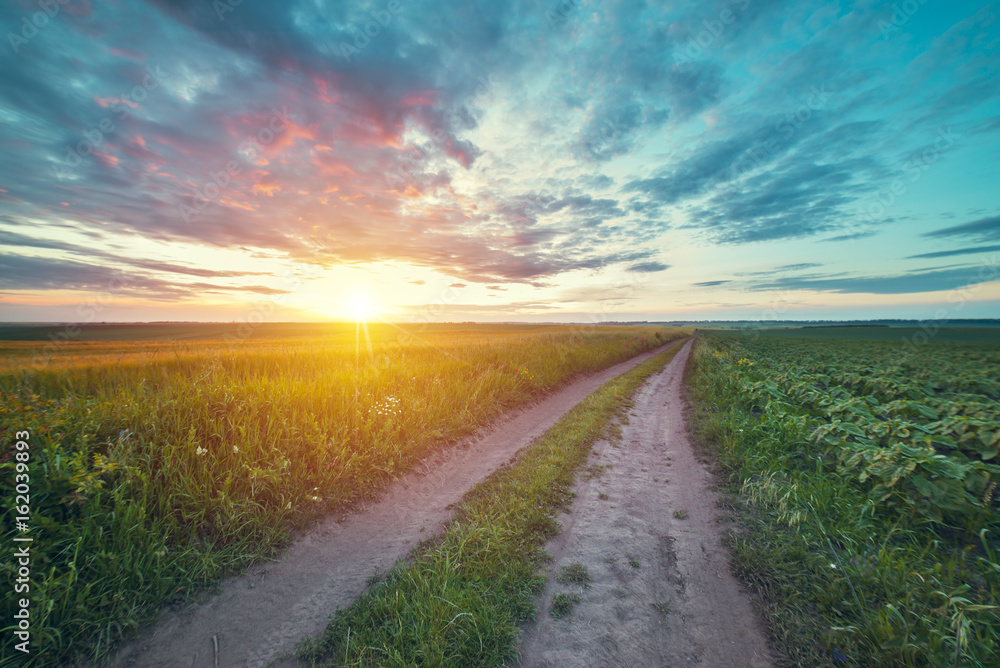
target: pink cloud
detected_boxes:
[65,0,93,17]
[109,47,143,61]
[94,96,140,109]
[402,91,440,107]
[93,151,119,169]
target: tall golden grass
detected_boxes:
[0,323,686,665]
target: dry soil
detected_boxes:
[515,340,774,668]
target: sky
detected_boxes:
[0,0,998,324]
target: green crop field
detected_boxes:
[705,326,1000,343]
[690,331,1000,666]
[0,324,687,666]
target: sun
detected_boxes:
[345,292,378,322]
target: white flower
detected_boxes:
[829,563,837,569]
[233,445,239,454]
[195,446,206,456]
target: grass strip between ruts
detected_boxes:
[296,338,689,667]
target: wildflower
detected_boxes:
[195,446,206,456]
[829,563,837,569]
[233,445,239,454]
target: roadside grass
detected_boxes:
[295,339,689,667]
[687,334,1000,667]
[0,326,686,666]
[549,593,581,620]
[556,563,591,588]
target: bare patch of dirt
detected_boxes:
[515,341,774,667]
[108,343,680,668]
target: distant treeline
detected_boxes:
[626,319,1000,327]
[801,324,889,328]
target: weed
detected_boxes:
[556,563,591,588]
[673,510,689,520]
[626,553,640,568]
[550,593,582,619]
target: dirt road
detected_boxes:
[516,340,774,667]
[109,341,684,668]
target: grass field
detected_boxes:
[689,331,1000,666]
[0,323,686,665]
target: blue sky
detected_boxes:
[0,0,998,322]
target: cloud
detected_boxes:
[907,244,1000,260]
[737,262,822,276]
[749,266,1000,295]
[0,228,272,279]
[626,261,670,273]
[448,283,466,288]
[693,280,730,287]
[0,253,287,300]
[924,215,1000,242]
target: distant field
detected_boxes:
[0,324,687,665]
[0,321,567,343]
[0,322,609,372]
[706,325,1000,343]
